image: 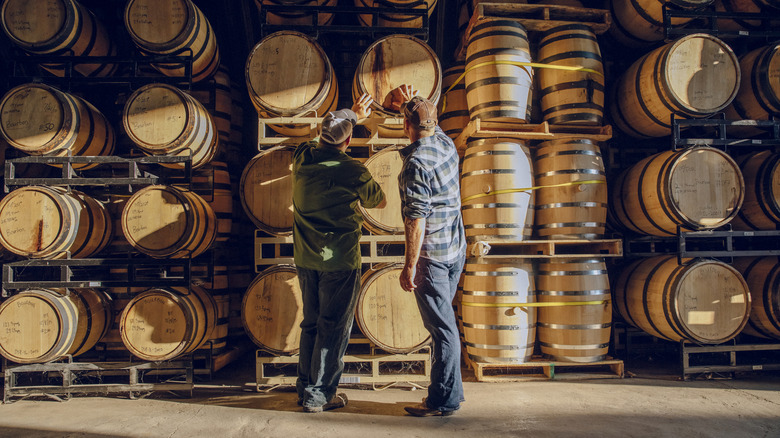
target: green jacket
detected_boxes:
[292,140,385,271]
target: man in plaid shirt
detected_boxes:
[385,85,467,417]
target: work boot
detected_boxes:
[303,393,348,413]
[404,399,457,417]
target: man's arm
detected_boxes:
[399,216,425,291]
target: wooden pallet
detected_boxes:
[467,239,623,259]
[454,119,613,151]
[256,347,431,389]
[467,356,624,382]
[255,232,405,269]
[256,116,410,150]
[455,2,612,61]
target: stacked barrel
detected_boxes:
[0,0,255,368]
[451,11,613,365]
[242,21,440,360]
[602,0,780,347]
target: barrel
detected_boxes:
[460,260,536,363]
[188,161,232,242]
[609,0,715,47]
[352,34,441,138]
[0,0,116,77]
[240,146,294,235]
[241,265,303,355]
[123,83,219,170]
[124,0,220,82]
[0,288,111,363]
[439,64,470,141]
[536,258,611,363]
[614,256,751,344]
[724,44,780,123]
[465,18,533,123]
[355,0,437,28]
[121,185,217,258]
[0,186,111,259]
[533,139,607,239]
[169,263,231,352]
[0,83,115,169]
[611,147,744,237]
[359,147,404,234]
[461,138,534,242]
[356,263,430,353]
[730,151,780,231]
[246,31,338,137]
[537,24,604,126]
[256,0,337,25]
[190,66,233,148]
[732,257,780,340]
[610,34,740,138]
[120,284,217,361]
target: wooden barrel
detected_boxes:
[536,258,611,363]
[537,24,604,126]
[241,265,303,355]
[724,44,780,123]
[190,66,233,148]
[359,147,404,234]
[355,0,437,28]
[465,18,533,123]
[460,260,536,364]
[0,0,116,77]
[610,34,740,138]
[732,257,780,340]
[609,0,715,47]
[533,139,607,239]
[356,263,430,353]
[611,147,744,236]
[124,0,220,82]
[352,34,441,138]
[240,146,294,235]
[187,161,232,242]
[0,288,78,363]
[256,0,337,25]
[439,64,470,141]
[613,256,751,344]
[246,31,337,137]
[123,83,219,170]
[0,186,111,259]
[121,185,217,258]
[169,264,231,352]
[120,284,217,361]
[461,138,534,242]
[0,83,115,169]
[731,151,780,231]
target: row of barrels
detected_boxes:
[1,0,220,82]
[0,184,226,259]
[444,15,780,141]
[0,82,224,170]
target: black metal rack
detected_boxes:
[672,116,780,150]
[623,229,780,260]
[663,5,780,39]
[258,4,429,41]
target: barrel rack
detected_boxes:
[663,4,780,40]
[0,154,244,401]
[611,115,780,379]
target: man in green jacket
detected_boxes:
[293,93,386,413]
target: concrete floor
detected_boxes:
[1,351,779,438]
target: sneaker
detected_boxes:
[404,402,456,417]
[303,393,348,413]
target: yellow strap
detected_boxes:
[461,300,609,308]
[461,179,605,204]
[441,60,604,112]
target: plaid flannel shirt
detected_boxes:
[398,126,466,264]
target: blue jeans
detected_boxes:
[413,256,466,412]
[296,267,361,408]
